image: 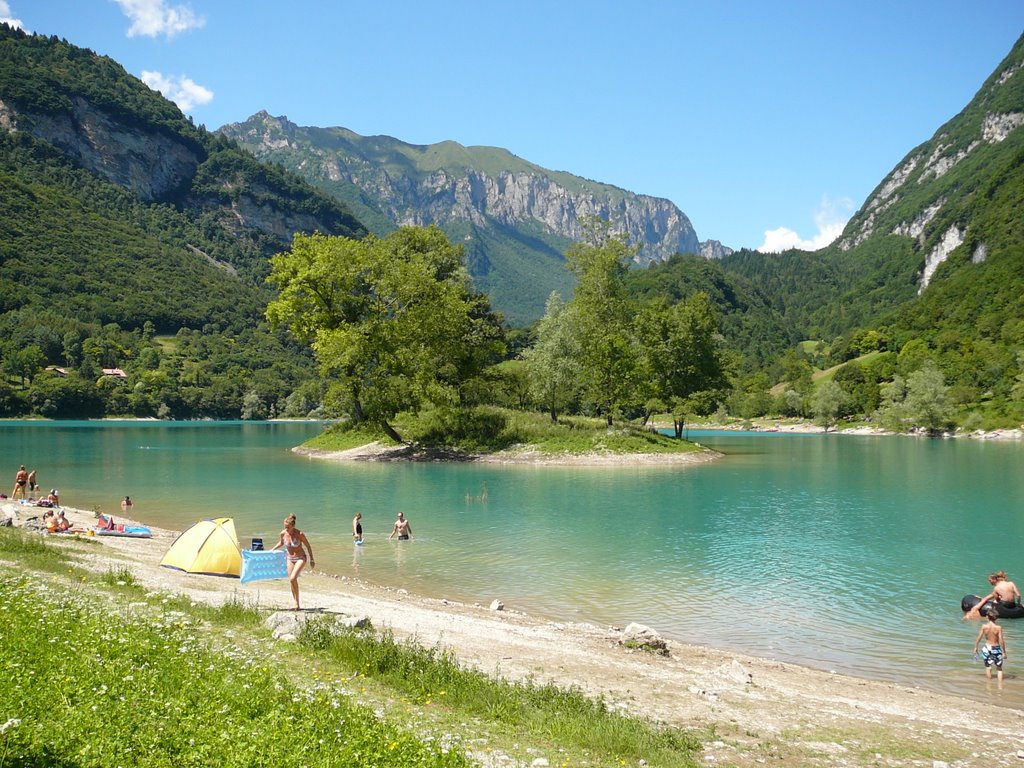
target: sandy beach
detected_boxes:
[6,501,1024,767]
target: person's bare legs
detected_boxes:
[288,559,306,609]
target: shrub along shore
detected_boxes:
[2,505,1022,767]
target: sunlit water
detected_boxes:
[3,420,1023,707]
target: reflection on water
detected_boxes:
[3,421,1024,708]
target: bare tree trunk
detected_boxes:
[380,419,404,444]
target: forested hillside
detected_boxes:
[0,22,1021,433]
[625,253,798,368]
[702,32,1024,428]
[0,25,367,419]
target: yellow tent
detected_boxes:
[160,517,241,578]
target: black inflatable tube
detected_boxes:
[961,594,1024,619]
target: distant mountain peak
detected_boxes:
[221,112,706,323]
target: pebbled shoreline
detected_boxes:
[293,441,723,466]
[9,502,1024,767]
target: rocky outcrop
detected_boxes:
[837,52,1024,264]
[221,112,702,267]
[10,96,201,202]
[919,224,964,293]
[0,99,359,249]
[699,239,734,260]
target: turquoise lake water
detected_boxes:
[3,420,1023,707]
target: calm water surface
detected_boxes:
[3,420,1023,707]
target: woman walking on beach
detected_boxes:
[271,514,315,610]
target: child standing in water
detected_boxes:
[974,608,1007,684]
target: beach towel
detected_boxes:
[239,549,288,584]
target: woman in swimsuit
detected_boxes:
[352,512,363,544]
[271,514,315,610]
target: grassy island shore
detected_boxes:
[296,408,721,466]
[2,503,1023,767]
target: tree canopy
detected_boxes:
[267,226,505,441]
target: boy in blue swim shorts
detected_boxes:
[974,608,1007,684]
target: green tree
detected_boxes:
[4,344,45,385]
[564,227,638,425]
[635,293,729,438]
[267,226,503,442]
[897,338,932,376]
[732,372,772,419]
[903,361,954,434]
[521,293,581,422]
[1012,352,1024,403]
[778,348,814,397]
[810,379,850,432]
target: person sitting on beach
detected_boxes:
[974,608,1007,684]
[966,571,1021,619]
[47,489,59,506]
[43,510,57,533]
[54,510,70,532]
[388,511,413,541]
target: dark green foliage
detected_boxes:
[0,25,375,419]
[626,252,797,368]
[0,132,268,330]
[0,24,199,146]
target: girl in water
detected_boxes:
[271,514,315,610]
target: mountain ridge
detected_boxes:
[219,111,722,324]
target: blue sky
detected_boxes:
[6,1,1024,252]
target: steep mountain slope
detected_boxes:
[836,32,1024,344]
[0,25,366,331]
[219,112,706,325]
[720,32,1024,347]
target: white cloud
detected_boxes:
[113,0,204,39]
[0,1,25,30]
[141,70,213,112]
[758,195,855,253]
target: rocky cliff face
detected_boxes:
[835,46,1024,294]
[699,239,734,260]
[221,112,701,267]
[0,100,358,249]
[0,96,199,202]
[396,167,698,266]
